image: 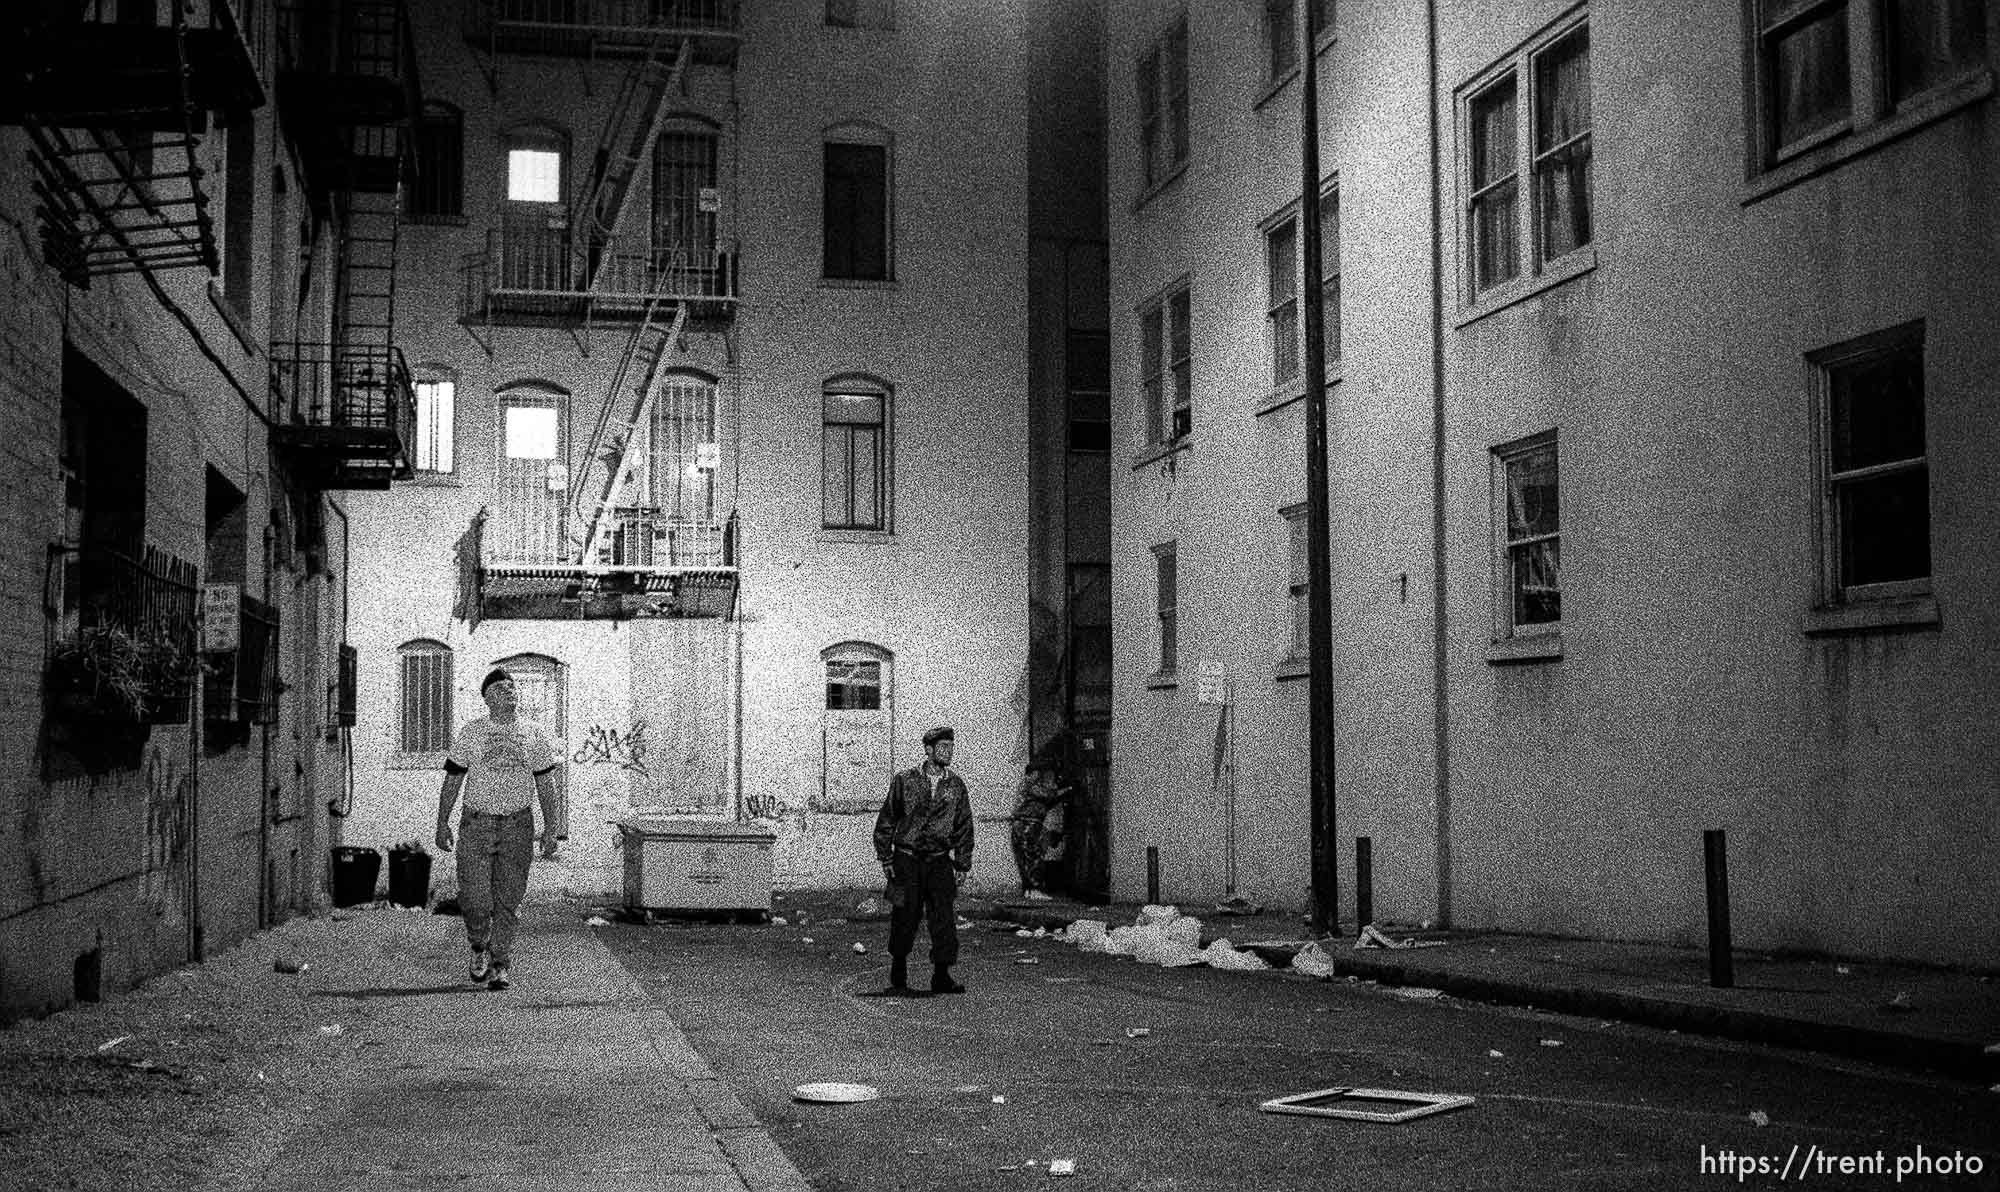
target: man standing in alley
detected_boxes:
[871,726,975,997]
[435,668,561,991]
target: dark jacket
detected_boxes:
[873,765,975,871]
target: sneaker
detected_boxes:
[487,965,511,991]
[468,950,491,982]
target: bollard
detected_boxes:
[1356,836,1373,929]
[1146,846,1160,906]
[1704,829,1733,989]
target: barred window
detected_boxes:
[398,640,453,754]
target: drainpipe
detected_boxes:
[327,498,353,821]
[1426,0,1454,926]
[1299,0,1339,936]
[259,521,273,928]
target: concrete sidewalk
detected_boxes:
[980,896,2000,1084]
[216,900,811,1192]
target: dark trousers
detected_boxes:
[888,853,959,970]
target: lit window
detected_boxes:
[507,148,562,203]
[505,405,558,460]
[414,380,454,474]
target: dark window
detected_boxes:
[408,104,465,222]
[824,142,889,281]
[825,658,883,710]
[1827,333,1929,589]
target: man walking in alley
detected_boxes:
[435,668,561,991]
[871,726,975,997]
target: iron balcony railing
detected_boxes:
[267,340,417,449]
[469,0,740,52]
[460,226,739,321]
[482,505,734,571]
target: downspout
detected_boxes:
[259,522,273,928]
[1426,0,1454,927]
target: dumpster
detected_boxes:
[330,846,381,908]
[618,819,775,917]
[388,848,432,908]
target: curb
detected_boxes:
[982,903,1998,1085]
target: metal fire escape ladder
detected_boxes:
[577,299,690,567]
[23,5,217,286]
[571,33,692,293]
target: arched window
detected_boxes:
[823,641,891,711]
[397,639,453,753]
[409,101,465,222]
[501,122,570,289]
[409,362,458,476]
[822,374,891,532]
[822,121,893,281]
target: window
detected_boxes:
[505,404,558,460]
[824,127,891,281]
[1264,186,1339,388]
[1154,541,1179,675]
[1812,323,1930,600]
[398,640,452,754]
[1067,330,1111,452]
[1463,15,1591,299]
[501,125,568,290]
[492,385,568,564]
[823,378,890,531]
[1749,0,1989,170]
[1139,283,1192,445]
[222,116,255,312]
[409,102,465,222]
[1283,504,1310,659]
[507,148,562,203]
[1495,432,1560,636]
[1138,14,1190,191]
[825,656,883,709]
[1266,0,1299,81]
[825,0,892,28]
[1263,0,1336,83]
[413,378,455,474]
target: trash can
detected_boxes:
[388,849,432,908]
[330,846,381,908]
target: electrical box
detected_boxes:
[618,818,775,915]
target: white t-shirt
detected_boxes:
[446,716,557,814]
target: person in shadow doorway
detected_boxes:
[869,726,975,997]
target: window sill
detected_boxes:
[388,751,447,771]
[1129,436,1191,471]
[403,213,470,227]
[1145,671,1179,690]
[1273,656,1310,681]
[1801,594,1940,637]
[819,277,899,291]
[815,528,895,545]
[1254,366,1341,418]
[1455,248,1597,329]
[399,473,462,487]
[1132,161,1189,213]
[1485,633,1563,665]
[207,281,257,357]
[1745,70,1993,206]
[1255,68,1299,110]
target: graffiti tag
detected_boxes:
[572,721,650,778]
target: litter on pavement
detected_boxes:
[1390,986,1443,1000]
[1749,1110,1771,1126]
[273,958,308,974]
[1355,923,1448,950]
[793,1082,880,1104]
[584,916,611,927]
[1049,1159,1077,1176]
[851,943,868,954]
[1125,1027,1151,1038]
[1215,894,1263,916]
[96,1036,130,1053]
[1290,941,1337,978]
[1260,1086,1475,1123]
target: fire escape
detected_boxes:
[267,0,421,490]
[461,0,741,623]
[2,0,262,287]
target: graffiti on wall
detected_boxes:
[572,721,650,778]
[140,741,192,926]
